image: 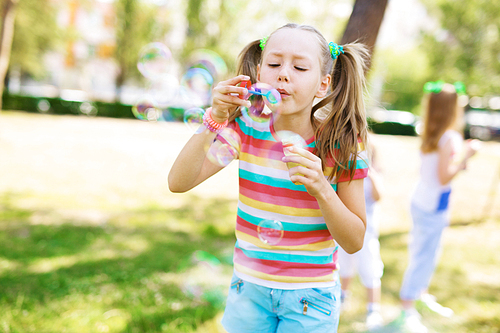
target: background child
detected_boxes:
[398,82,480,333]
[169,23,370,333]
[337,135,385,331]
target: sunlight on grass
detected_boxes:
[0,192,236,333]
[26,235,150,274]
[0,259,22,275]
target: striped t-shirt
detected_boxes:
[221,115,368,289]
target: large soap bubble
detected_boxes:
[187,49,228,82]
[241,82,282,124]
[205,127,241,167]
[137,42,173,81]
[180,67,214,107]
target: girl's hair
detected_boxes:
[420,84,460,153]
[233,23,370,182]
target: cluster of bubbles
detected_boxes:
[134,42,284,128]
[133,42,227,123]
[134,42,286,167]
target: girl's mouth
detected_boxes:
[277,89,290,98]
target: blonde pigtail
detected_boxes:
[314,42,370,181]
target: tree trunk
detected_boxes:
[340,0,388,72]
[0,0,19,111]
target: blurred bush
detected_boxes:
[2,93,135,119]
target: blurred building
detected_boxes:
[10,0,180,104]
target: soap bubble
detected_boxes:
[132,95,160,121]
[37,99,51,113]
[183,107,205,132]
[188,49,228,81]
[257,219,284,245]
[79,101,98,116]
[180,67,213,107]
[137,42,173,81]
[206,128,241,167]
[275,130,307,185]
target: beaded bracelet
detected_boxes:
[202,107,228,134]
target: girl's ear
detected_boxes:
[256,64,261,82]
[315,74,331,98]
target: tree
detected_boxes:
[420,0,500,96]
[340,0,389,72]
[10,0,63,78]
[114,0,170,100]
[0,0,19,110]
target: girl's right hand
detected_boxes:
[211,75,252,123]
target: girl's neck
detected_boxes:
[273,112,314,140]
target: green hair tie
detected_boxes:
[423,80,467,95]
[453,81,467,95]
[259,36,268,51]
[329,42,344,60]
[423,80,445,94]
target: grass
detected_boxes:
[1,111,499,332]
[0,193,237,333]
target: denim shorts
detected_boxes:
[221,273,340,333]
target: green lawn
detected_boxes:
[0,111,499,332]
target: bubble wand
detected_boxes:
[237,80,281,105]
[247,89,280,104]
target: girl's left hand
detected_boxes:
[282,146,331,197]
[465,139,481,159]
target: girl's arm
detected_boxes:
[168,75,251,193]
[319,179,367,254]
[283,147,367,253]
[437,138,479,185]
[367,167,383,202]
[168,130,224,192]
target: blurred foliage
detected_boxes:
[419,0,500,97]
[181,0,246,74]
[180,0,348,77]
[10,0,64,79]
[376,0,500,113]
[7,0,500,115]
[373,48,431,114]
[114,0,171,90]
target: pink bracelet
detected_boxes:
[203,107,228,133]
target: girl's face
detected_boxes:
[257,28,331,117]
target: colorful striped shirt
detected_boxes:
[221,115,368,289]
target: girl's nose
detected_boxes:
[278,67,289,82]
[278,73,289,82]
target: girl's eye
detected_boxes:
[268,64,280,68]
[295,66,307,71]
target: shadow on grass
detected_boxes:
[0,193,237,332]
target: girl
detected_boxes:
[398,82,480,333]
[337,135,385,331]
[169,23,370,333]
